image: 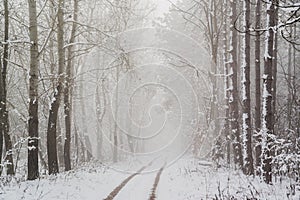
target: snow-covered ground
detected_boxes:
[0,156,299,200]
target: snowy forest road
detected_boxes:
[104,161,165,200]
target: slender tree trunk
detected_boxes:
[0,56,2,175]
[95,80,106,160]
[64,0,78,171]
[222,0,230,165]
[241,0,254,175]
[254,0,262,172]
[80,78,92,161]
[287,26,292,130]
[1,0,14,176]
[47,0,65,175]
[229,0,243,168]
[272,3,278,132]
[113,66,120,162]
[262,0,275,184]
[209,0,220,137]
[27,0,39,180]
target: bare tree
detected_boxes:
[47,0,65,175]
[261,0,276,184]
[254,0,262,172]
[241,0,253,175]
[27,0,39,180]
[64,0,79,171]
[229,0,243,168]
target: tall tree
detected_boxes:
[64,0,79,171]
[0,42,2,175]
[261,0,276,184]
[1,0,14,176]
[229,0,243,168]
[254,0,262,172]
[222,0,231,165]
[241,0,253,175]
[272,1,278,132]
[27,0,39,180]
[47,0,65,175]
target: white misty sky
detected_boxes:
[151,0,171,17]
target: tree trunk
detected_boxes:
[1,0,14,176]
[57,119,64,167]
[222,0,230,165]
[254,0,262,172]
[272,4,278,132]
[0,56,2,175]
[229,0,243,168]
[261,0,275,184]
[64,0,78,171]
[113,66,120,163]
[95,80,106,160]
[27,0,39,180]
[80,78,92,161]
[47,0,65,175]
[241,0,254,175]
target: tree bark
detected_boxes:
[64,0,79,171]
[47,0,65,175]
[0,50,2,175]
[1,0,14,176]
[254,0,262,172]
[222,0,230,165]
[241,0,254,175]
[272,4,278,133]
[262,0,275,184]
[229,0,243,168]
[27,0,39,180]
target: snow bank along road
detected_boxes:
[1,156,299,199]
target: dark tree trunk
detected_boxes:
[27,0,39,180]
[229,0,243,168]
[1,0,14,176]
[47,0,65,175]
[254,0,262,172]
[262,0,276,184]
[0,63,2,174]
[241,0,254,175]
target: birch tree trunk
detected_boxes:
[27,0,39,180]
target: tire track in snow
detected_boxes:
[149,165,164,200]
[103,161,153,200]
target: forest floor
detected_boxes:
[0,155,299,200]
